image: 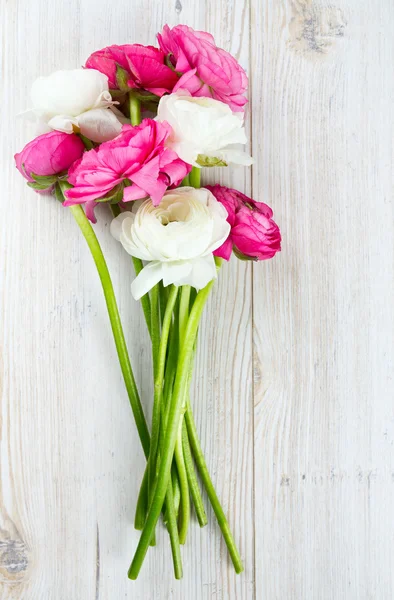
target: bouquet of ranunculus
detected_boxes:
[15,24,281,580]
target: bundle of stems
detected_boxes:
[128,258,243,579]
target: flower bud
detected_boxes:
[14,131,85,190]
[206,185,281,261]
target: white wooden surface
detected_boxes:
[1,1,393,598]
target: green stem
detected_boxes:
[189,167,201,189]
[108,201,154,536]
[78,133,95,150]
[160,326,180,520]
[157,394,183,579]
[160,392,181,522]
[178,285,191,346]
[115,97,152,339]
[162,313,178,409]
[150,284,161,377]
[128,280,215,580]
[133,258,152,337]
[147,284,160,546]
[185,399,243,573]
[135,286,178,539]
[156,286,179,408]
[182,420,207,527]
[171,464,181,517]
[159,282,168,326]
[174,417,190,544]
[178,285,207,528]
[109,204,121,218]
[68,203,150,458]
[129,92,141,126]
[134,469,148,530]
[180,174,190,187]
[147,285,176,506]
[163,475,183,579]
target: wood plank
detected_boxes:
[251,1,394,598]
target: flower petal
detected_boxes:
[110,211,134,241]
[131,261,164,300]
[31,69,111,117]
[76,108,122,143]
[48,115,78,134]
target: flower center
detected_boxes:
[156,200,190,225]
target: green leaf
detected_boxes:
[196,154,228,168]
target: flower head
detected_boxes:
[64,120,191,221]
[110,187,230,299]
[157,25,248,112]
[206,185,281,260]
[156,93,253,168]
[15,131,85,186]
[26,69,123,143]
[85,44,179,96]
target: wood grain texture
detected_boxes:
[1,0,393,598]
[251,1,394,599]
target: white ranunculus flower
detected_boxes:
[27,69,122,143]
[111,187,230,300]
[156,93,253,168]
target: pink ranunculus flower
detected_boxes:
[157,25,248,112]
[206,185,281,261]
[64,120,191,221]
[85,44,179,96]
[14,131,85,183]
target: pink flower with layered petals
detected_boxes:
[64,120,191,222]
[15,131,85,183]
[206,185,281,261]
[157,25,248,112]
[85,44,179,96]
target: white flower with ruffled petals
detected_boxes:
[26,69,123,143]
[156,93,253,168]
[110,187,230,299]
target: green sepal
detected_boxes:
[52,180,73,203]
[58,180,73,194]
[109,89,127,100]
[164,53,183,77]
[141,101,160,113]
[165,53,175,70]
[27,181,52,191]
[196,154,228,168]
[77,134,95,150]
[116,65,131,92]
[131,91,160,103]
[233,247,258,262]
[53,182,65,203]
[96,182,124,205]
[31,172,58,185]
